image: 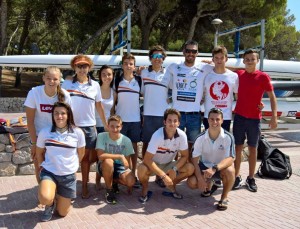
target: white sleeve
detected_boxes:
[179,133,188,151]
[95,82,102,102]
[165,64,174,89]
[192,137,202,158]
[146,132,161,154]
[76,128,86,148]
[24,89,36,109]
[201,64,214,76]
[36,129,47,148]
[233,73,239,94]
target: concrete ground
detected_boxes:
[0,115,300,228]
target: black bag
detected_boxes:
[257,148,292,179]
[257,135,272,160]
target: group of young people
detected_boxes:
[24,40,277,221]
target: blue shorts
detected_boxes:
[97,161,128,179]
[40,168,76,199]
[203,118,231,132]
[121,122,141,143]
[179,112,201,143]
[142,116,164,143]
[233,114,261,147]
[199,161,221,180]
[79,126,97,149]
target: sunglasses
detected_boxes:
[185,49,198,54]
[210,107,223,113]
[76,64,89,69]
[151,54,164,59]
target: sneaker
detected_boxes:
[245,176,258,192]
[105,189,117,204]
[138,191,153,204]
[133,177,141,189]
[40,202,56,222]
[232,175,243,190]
[213,180,223,187]
[112,182,120,194]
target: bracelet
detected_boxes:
[30,141,36,145]
[160,174,167,180]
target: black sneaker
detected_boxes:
[112,182,120,194]
[105,189,117,204]
[213,180,223,187]
[245,176,257,192]
[133,177,141,189]
[232,175,243,190]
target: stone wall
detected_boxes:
[0,98,26,112]
[0,133,34,176]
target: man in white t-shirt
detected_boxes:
[137,108,194,203]
[203,46,238,131]
[187,108,235,211]
[165,40,213,150]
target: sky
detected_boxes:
[287,0,300,31]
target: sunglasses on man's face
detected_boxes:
[76,64,89,69]
[151,53,164,59]
[185,49,198,54]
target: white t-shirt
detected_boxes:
[62,78,102,127]
[147,127,188,164]
[95,132,134,165]
[141,67,170,116]
[166,62,213,112]
[192,128,235,168]
[96,88,114,127]
[24,85,72,135]
[37,126,85,175]
[204,69,238,120]
[115,77,141,122]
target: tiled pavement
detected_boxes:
[0,129,300,229]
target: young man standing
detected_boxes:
[114,54,142,187]
[137,108,194,203]
[96,115,135,204]
[203,46,238,132]
[187,108,235,211]
[233,49,277,192]
[165,40,213,150]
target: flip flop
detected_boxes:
[217,199,228,211]
[138,191,153,204]
[201,184,218,197]
[162,191,183,199]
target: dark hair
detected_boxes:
[108,115,122,125]
[212,45,228,58]
[98,65,114,87]
[149,45,167,60]
[122,53,136,65]
[243,49,259,59]
[44,66,66,103]
[183,40,198,51]
[208,107,223,119]
[51,102,75,132]
[163,108,181,121]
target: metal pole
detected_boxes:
[260,19,265,71]
[214,29,218,47]
[110,27,114,52]
[127,9,131,54]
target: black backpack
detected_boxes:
[257,135,273,160]
[257,148,292,179]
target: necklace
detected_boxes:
[56,126,68,133]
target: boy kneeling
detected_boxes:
[96,115,135,204]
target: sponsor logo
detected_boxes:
[287,111,297,117]
[40,104,53,113]
[210,81,229,100]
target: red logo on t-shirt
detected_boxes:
[210,81,229,100]
[40,104,53,113]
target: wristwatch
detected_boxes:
[212,164,219,172]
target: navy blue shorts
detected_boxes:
[79,126,97,149]
[203,118,231,132]
[199,161,221,180]
[142,116,164,143]
[97,161,128,179]
[121,122,141,143]
[233,114,261,147]
[179,112,201,143]
[40,168,76,199]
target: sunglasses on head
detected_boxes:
[76,64,89,69]
[151,53,164,59]
[210,107,223,113]
[185,49,198,54]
